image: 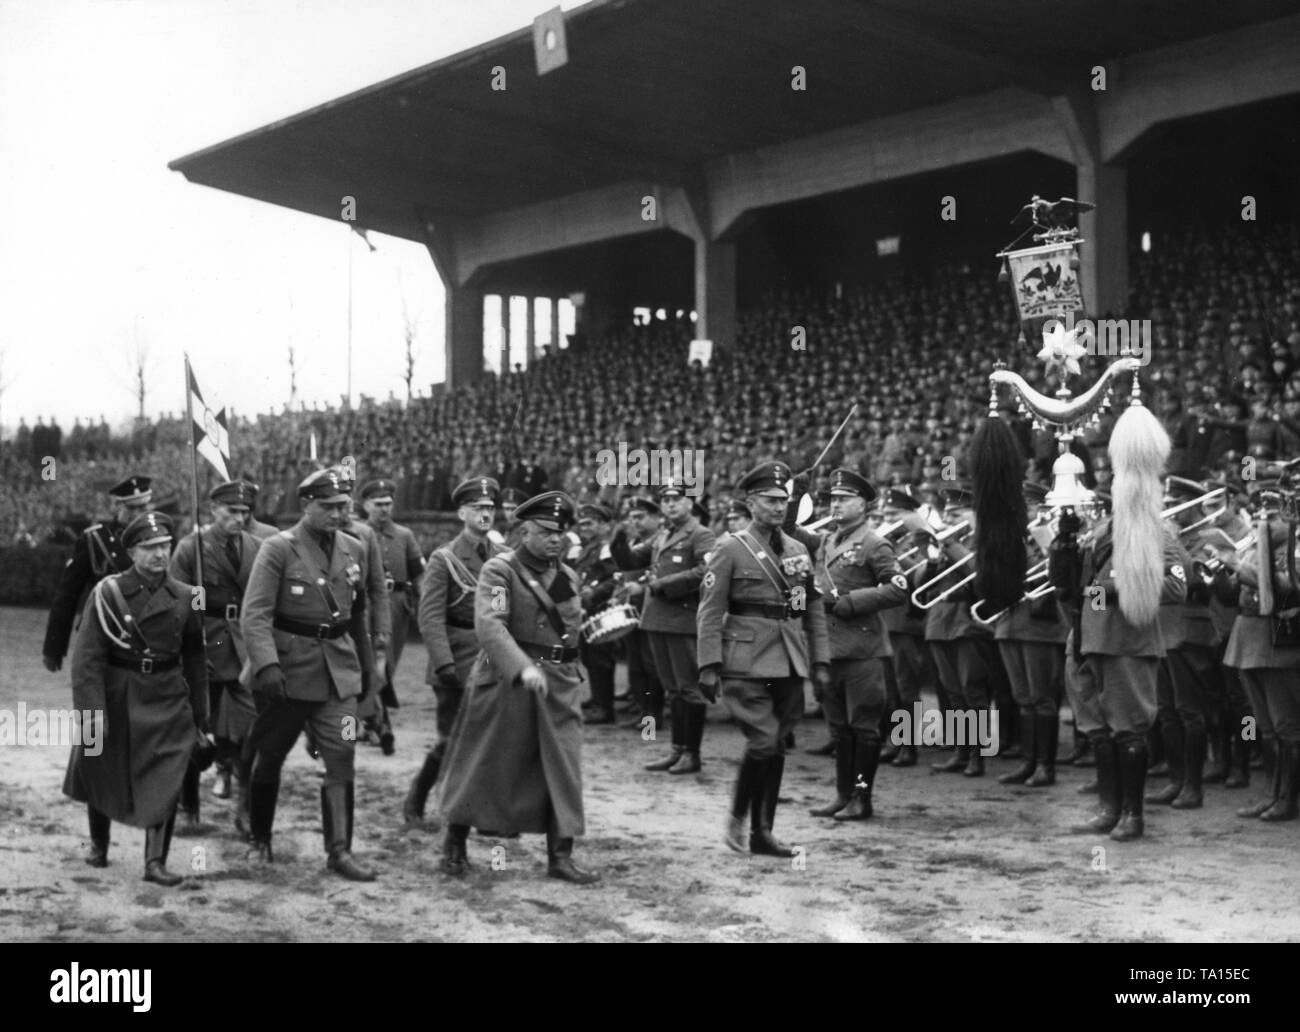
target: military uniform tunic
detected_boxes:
[44,520,132,663]
[62,568,208,827]
[436,548,588,836]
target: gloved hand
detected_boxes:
[812,664,832,701]
[646,576,663,597]
[435,665,463,692]
[255,665,287,702]
[698,666,720,704]
[43,654,62,673]
[832,595,854,618]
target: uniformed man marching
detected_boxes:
[361,478,424,708]
[340,501,393,754]
[404,475,504,823]
[44,475,153,673]
[611,479,717,774]
[799,469,908,820]
[435,491,599,884]
[63,511,209,886]
[239,467,379,881]
[168,479,261,834]
[697,461,830,856]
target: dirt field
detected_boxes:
[2,604,1297,943]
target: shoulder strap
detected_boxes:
[735,528,795,597]
[505,552,571,644]
[283,532,344,620]
[101,576,153,653]
[435,546,478,607]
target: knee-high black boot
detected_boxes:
[999,710,1038,784]
[323,783,377,881]
[1111,736,1148,841]
[1072,733,1119,833]
[1026,711,1059,787]
[1259,741,1300,822]
[645,697,686,771]
[246,776,278,863]
[144,806,182,886]
[725,757,761,852]
[1146,716,1184,804]
[440,823,471,876]
[750,756,797,857]
[810,734,854,816]
[175,760,206,836]
[403,745,444,823]
[86,806,111,867]
[1171,725,1205,809]
[836,734,881,821]
[667,703,705,774]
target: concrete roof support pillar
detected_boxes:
[550,298,561,354]
[1076,163,1128,320]
[696,237,737,351]
[526,298,538,366]
[499,296,512,375]
[445,286,485,390]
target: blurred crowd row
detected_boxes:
[3,219,1299,545]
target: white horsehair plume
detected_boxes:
[1108,402,1171,626]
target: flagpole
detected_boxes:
[184,353,205,608]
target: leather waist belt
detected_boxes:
[516,641,580,663]
[109,653,179,674]
[729,602,799,621]
[384,578,409,591]
[447,615,476,630]
[205,602,241,620]
[274,615,350,640]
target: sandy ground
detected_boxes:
[2,604,1298,943]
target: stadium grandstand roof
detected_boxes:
[168,0,1297,242]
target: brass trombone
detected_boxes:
[1193,530,1255,578]
[1162,487,1228,536]
[970,559,1055,624]
[909,552,976,610]
[898,520,971,574]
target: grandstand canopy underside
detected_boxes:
[170,0,1300,385]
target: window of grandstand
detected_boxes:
[1141,231,1151,253]
[875,236,901,257]
[633,307,652,326]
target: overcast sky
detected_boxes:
[0,0,578,435]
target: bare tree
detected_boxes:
[288,346,298,407]
[401,296,419,402]
[0,346,18,442]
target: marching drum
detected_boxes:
[581,602,640,645]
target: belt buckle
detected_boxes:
[384,576,395,592]
[315,623,332,639]
[224,603,239,621]
[140,657,154,674]
[547,644,564,662]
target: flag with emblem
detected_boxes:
[185,356,231,481]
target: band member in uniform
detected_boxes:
[994,484,1069,788]
[361,478,424,708]
[168,479,261,835]
[800,469,908,820]
[44,475,153,673]
[573,503,621,724]
[63,511,208,886]
[436,491,600,884]
[240,467,380,881]
[610,480,716,774]
[404,476,503,823]
[1054,406,1186,841]
[1217,491,1300,822]
[615,497,664,729]
[723,498,752,537]
[1147,480,1220,810]
[698,461,830,856]
[916,485,994,777]
[879,488,933,767]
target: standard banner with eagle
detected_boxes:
[1004,240,1084,342]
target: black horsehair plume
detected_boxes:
[971,417,1028,613]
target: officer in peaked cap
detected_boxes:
[723,499,752,537]
[63,508,208,886]
[233,478,278,540]
[790,468,906,821]
[239,465,381,881]
[405,475,504,823]
[619,495,668,730]
[168,478,263,836]
[360,477,424,710]
[610,476,717,773]
[437,490,600,883]
[697,460,830,856]
[43,474,154,672]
